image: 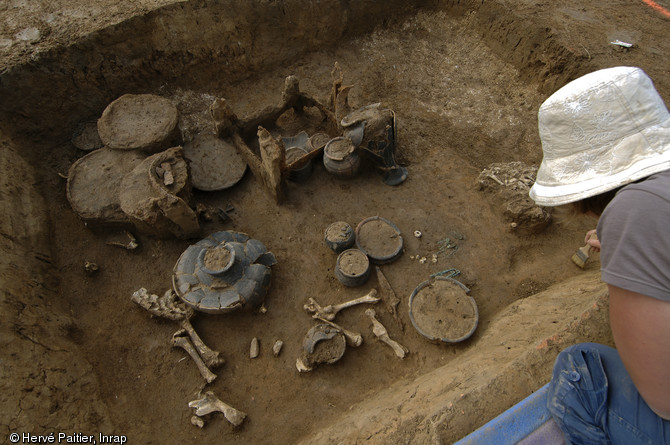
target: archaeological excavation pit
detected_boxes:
[2,1,669,443]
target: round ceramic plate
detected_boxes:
[355,216,403,264]
[408,277,479,343]
[182,133,247,191]
[97,93,179,151]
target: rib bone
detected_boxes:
[189,391,247,427]
[365,308,408,359]
[304,288,379,321]
[172,333,217,383]
[177,320,225,369]
[316,317,363,347]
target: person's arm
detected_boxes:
[608,285,670,420]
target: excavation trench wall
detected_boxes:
[0,0,610,443]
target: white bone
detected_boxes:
[189,391,247,427]
[365,308,408,359]
[304,288,379,321]
[316,317,363,347]
[178,319,225,369]
[106,230,138,250]
[171,333,217,383]
[131,288,193,321]
[250,337,259,358]
[272,340,283,356]
[191,416,205,428]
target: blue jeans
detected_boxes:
[547,343,670,444]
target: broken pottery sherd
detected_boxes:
[285,146,312,182]
[307,133,331,152]
[296,323,347,372]
[118,146,200,239]
[173,231,276,314]
[341,104,407,186]
[408,276,479,343]
[355,216,403,265]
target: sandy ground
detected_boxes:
[2,0,670,443]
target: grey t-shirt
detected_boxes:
[598,169,670,302]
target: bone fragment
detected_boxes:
[296,357,312,373]
[179,319,225,369]
[365,308,408,359]
[375,266,404,332]
[172,333,217,383]
[272,340,283,357]
[191,416,205,428]
[250,337,259,359]
[131,288,194,321]
[189,391,247,427]
[304,288,380,321]
[316,317,363,347]
[84,261,99,276]
[107,230,138,250]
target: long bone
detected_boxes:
[189,391,247,427]
[365,308,408,359]
[132,288,224,369]
[316,317,363,347]
[304,288,379,321]
[179,319,225,369]
[171,333,217,384]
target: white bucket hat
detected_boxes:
[529,66,670,206]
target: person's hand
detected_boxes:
[585,229,600,252]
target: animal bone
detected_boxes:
[189,391,247,427]
[106,230,138,250]
[304,288,379,321]
[272,340,283,357]
[316,317,363,347]
[131,288,194,321]
[133,288,224,369]
[84,261,99,276]
[191,416,205,428]
[250,337,259,358]
[171,333,217,383]
[178,319,225,369]
[365,308,408,359]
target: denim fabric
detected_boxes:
[547,343,670,445]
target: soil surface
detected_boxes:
[2,1,670,444]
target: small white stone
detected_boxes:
[414,230,422,238]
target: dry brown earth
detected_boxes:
[1,1,669,443]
